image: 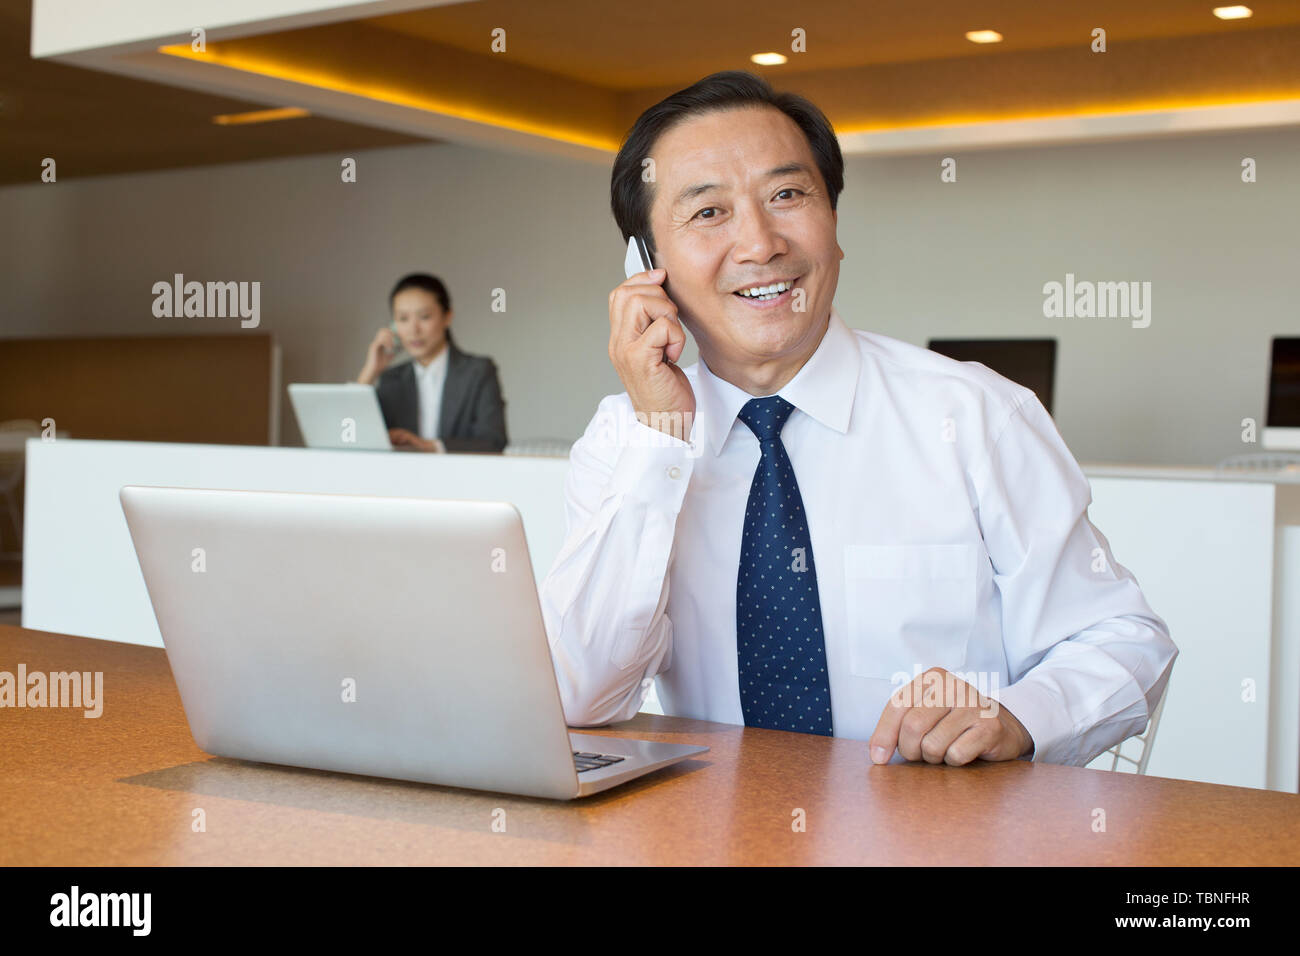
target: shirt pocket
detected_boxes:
[843,543,977,681]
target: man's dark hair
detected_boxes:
[389,273,452,314]
[610,70,844,262]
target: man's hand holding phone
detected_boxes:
[608,252,696,442]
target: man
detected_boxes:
[540,71,1176,767]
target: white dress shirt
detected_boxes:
[540,306,1177,766]
[412,346,449,442]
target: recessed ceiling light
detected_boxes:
[212,107,310,125]
[965,30,1004,44]
[1213,5,1253,18]
[750,52,788,66]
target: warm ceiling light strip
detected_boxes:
[750,52,788,65]
[212,106,310,125]
[835,91,1300,135]
[1213,6,1253,19]
[160,44,620,151]
[161,36,1297,153]
[965,30,1003,44]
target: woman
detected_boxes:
[356,273,508,453]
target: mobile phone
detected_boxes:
[624,235,654,279]
[623,235,677,366]
[385,321,404,356]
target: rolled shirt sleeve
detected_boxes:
[972,394,1178,766]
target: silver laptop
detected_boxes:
[288,383,393,450]
[119,485,706,799]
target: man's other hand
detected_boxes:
[868,667,1033,766]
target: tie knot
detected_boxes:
[738,395,795,441]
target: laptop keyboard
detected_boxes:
[573,751,626,774]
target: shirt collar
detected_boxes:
[693,305,860,457]
[411,344,450,378]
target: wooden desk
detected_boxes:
[3,624,1298,866]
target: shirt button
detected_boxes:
[641,678,653,688]
[666,466,681,480]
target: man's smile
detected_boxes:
[730,275,801,308]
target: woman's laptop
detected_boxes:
[288,383,393,450]
[119,485,706,799]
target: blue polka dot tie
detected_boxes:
[735,395,833,736]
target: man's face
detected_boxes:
[647,105,843,384]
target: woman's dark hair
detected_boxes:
[389,273,452,314]
[610,70,844,261]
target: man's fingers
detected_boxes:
[636,315,687,366]
[612,290,678,345]
[923,708,985,765]
[898,704,951,762]
[611,303,686,377]
[871,669,971,764]
[869,669,1027,767]
[607,271,667,321]
[619,267,666,287]
[868,678,918,763]
[610,271,670,326]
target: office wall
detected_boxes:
[1,122,1296,465]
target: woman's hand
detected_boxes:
[357,328,398,385]
[388,428,443,453]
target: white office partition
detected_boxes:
[23,439,569,649]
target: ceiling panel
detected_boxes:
[0,0,432,185]
[370,0,1300,89]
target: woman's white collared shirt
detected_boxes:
[540,306,1177,766]
[412,346,449,441]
